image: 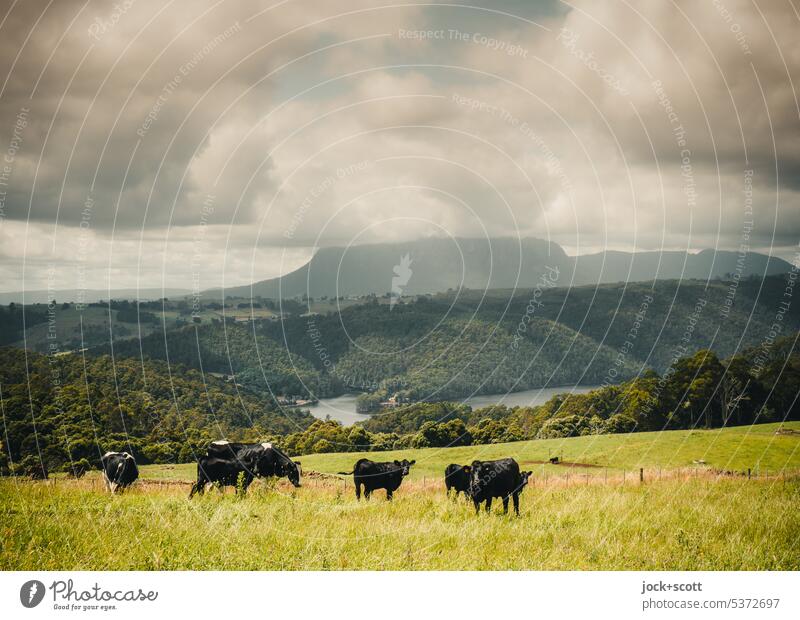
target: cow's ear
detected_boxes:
[409,460,416,465]
[463,466,471,474]
[294,461,302,466]
[525,471,533,476]
[394,460,401,465]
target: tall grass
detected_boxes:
[2,476,798,570]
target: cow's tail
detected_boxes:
[337,470,354,476]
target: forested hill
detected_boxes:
[99,275,798,406]
[213,237,793,299]
[0,348,315,477]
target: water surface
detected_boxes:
[308,384,602,426]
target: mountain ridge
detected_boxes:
[208,237,793,299]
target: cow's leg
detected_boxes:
[473,499,481,514]
[502,496,509,514]
[102,471,111,493]
[354,480,361,500]
[485,497,492,513]
[512,492,520,516]
[189,466,207,498]
[364,488,371,500]
[386,489,393,501]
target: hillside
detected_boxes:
[297,421,800,479]
[136,421,800,482]
[88,275,800,406]
[0,347,315,477]
[212,237,793,299]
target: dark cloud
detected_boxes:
[0,0,798,291]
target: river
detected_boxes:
[306,384,602,426]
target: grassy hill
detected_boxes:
[133,421,800,483]
[296,422,800,479]
[3,422,799,571]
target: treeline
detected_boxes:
[0,303,49,346]
[1,334,797,473]
[0,347,315,477]
[278,334,800,454]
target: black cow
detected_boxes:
[189,441,301,498]
[100,452,139,494]
[339,458,415,500]
[444,463,471,498]
[468,458,532,515]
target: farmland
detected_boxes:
[1,423,799,570]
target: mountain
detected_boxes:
[210,238,793,299]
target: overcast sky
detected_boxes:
[0,0,798,293]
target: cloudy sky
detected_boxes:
[0,0,798,293]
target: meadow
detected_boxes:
[2,422,799,570]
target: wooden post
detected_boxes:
[639,468,644,484]
[747,468,751,480]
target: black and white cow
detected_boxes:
[100,452,139,494]
[189,441,301,498]
[468,458,532,515]
[338,458,415,500]
[444,463,471,498]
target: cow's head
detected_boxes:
[519,471,533,490]
[468,460,488,496]
[394,459,416,476]
[277,459,301,487]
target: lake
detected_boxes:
[307,384,602,426]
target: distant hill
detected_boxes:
[209,238,793,299]
[0,287,192,305]
[97,275,800,405]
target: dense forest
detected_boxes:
[87,276,800,408]
[0,348,314,477]
[1,333,797,474]
[282,334,800,453]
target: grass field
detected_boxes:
[2,422,799,570]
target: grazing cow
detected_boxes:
[549,456,559,464]
[468,458,532,515]
[444,463,471,498]
[189,441,301,498]
[338,458,415,500]
[100,452,139,494]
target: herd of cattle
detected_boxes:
[100,442,534,515]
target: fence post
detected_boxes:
[748,468,751,480]
[639,468,644,484]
